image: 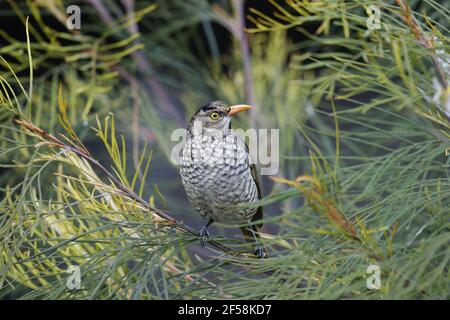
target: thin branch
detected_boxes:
[233,0,257,128]
[14,118,249,256]
[396,0,448,88]
[214,1,257,127]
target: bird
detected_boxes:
[180,101,265,258]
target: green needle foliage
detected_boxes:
[0,0,449,299]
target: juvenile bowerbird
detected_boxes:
[180,101,265,258]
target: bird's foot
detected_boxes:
[254,246,267,259]
[199,227,210,247]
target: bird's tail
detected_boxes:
[240,225,267,258]
[240,225,260,243]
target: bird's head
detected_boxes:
[187,101,252,136]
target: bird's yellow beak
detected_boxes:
[228,104,253,116]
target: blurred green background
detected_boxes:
[0,0,449,299]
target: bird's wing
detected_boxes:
[245,141,263,228]
[250,163,264,228]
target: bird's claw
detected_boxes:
[254,246,267,259]
[199,227,210,247]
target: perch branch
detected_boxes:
[15,118,250,257]
[396,0,448,88]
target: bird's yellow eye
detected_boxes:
[210,112,219,120]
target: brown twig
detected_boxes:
[15,118,248,256]
[395,0,448,89]
[271,175,360,241]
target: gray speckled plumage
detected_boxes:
[181,130,258,224]
[180,101,265,257]
[180,101,263,228]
